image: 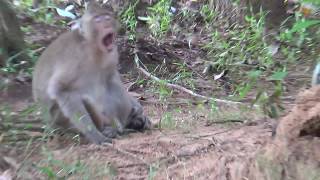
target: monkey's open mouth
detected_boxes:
[102,33,114,48]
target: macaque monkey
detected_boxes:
[0,0,28,66]
[32,2,151,144]
[312,63,320,86]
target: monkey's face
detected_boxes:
[92,14,117,52]
[80,11,117,53]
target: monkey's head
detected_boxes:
[80,2,118,52]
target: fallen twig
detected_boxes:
[32,47,45,54]
[0,134,42,144]
[206,119,244,125]
[134,54,248,106]
[192,128,237,139]
[0,125,44,132]
[9,119,42,124]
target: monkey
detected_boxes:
[32,2,151,144]
[312,63,320,86]
[0,0,28,67]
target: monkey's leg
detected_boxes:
[54,94,111,144]
[82,97,103,131]
[100,116,125,138]
[125,98,151,131]
[101,126,119,138]
[49,102,73,132]
[82,97,122,139]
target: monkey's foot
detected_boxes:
[101,127,119,138]
[126,116,152,131]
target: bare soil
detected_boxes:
[0,81,273,179]
[2,80,320,179]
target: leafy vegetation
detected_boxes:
[120,0,320,117]
[120,0,139,41]
[36,148,117,179]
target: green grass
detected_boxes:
[35,147,117,179]
[120,0,139,41]
[146,0,173,38]
[159,112,175,129]
[200,4,216,24]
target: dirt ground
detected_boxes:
[1,78,319,179]
[0,32,319,179]
[0,29,318,180]
[0,80,273,179]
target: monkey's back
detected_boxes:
[32,30,85,104]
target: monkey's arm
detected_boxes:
[82,97,104,131]
[47,74,110,144]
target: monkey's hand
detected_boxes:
[127,116,152,130]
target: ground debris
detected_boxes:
[248,86,320,180]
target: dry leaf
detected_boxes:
[214,70,226,80]
[0,170,13,180]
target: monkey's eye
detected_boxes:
[94,15,111,23]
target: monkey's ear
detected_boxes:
[68,19,81,31]
[78,18,86,37]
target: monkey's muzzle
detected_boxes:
[102,32,115,50]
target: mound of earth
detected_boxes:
[247,86,320,180]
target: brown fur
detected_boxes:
[32,2,150,144]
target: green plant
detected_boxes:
[120,1,139,41]
[202,10,300,118]
[301,0,320,6]
[148,163,159,180]
[159,112,175,129]
[203,13,272,72]
[280,16,320,47]
[159,80,173,101]
[17,0,68,25]
[37,147,117,179]
[1,51,26,73]
[170,62,195,90]
[0,45,39,75]
[200,4,216,24]
[256,70,287,118]
[145,0,173,38]
[18,0,34,8]
[235,70,261,100]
